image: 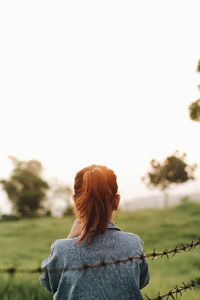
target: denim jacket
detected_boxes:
[39,221,150,299]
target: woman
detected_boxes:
[40,164,150,299]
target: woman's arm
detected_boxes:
[39,242,55,293]
[139,238,150,289]
[139,257,150,289]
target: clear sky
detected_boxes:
[1,1,200,212]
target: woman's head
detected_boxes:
[73,164,120,245]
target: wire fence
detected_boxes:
[145,278,200,300]
[1,238,200,299]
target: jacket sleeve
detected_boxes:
[39,241,58,293]
[139,238,150,289]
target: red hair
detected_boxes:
[73,164,118,245]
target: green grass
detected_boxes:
[1,200,200,299]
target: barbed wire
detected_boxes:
[0,238,199,275]
[144,238,200,260]
[145,278,200,300]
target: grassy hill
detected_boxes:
[1,200,200,299]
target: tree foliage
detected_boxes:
[189,99,200,121]
[0,157,49,217]
[53,183,74,216]
[197,60,200,73]
[142,151,197,207]
[188,60,200,122]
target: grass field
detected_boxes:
[1,200,200,299]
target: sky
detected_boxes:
[1,1,200,213]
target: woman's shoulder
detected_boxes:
[51,229,144,254]
[117,230,144,250]
[120,230,143,241]
[107,221,143,244]
[51,237,79,250]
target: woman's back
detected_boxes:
[40,165,150,299]
[40,221,149,300]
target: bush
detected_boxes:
[62,206,74,216]
[0,214,21,222]
[181,196,190,203]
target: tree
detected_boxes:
[197,59,200,73]
[52,182,74,216]
[188,60,200,122]
[0,156,49,217]
[189,99,200,122]
[142,151,197,207]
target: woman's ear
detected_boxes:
[113,194,120,211]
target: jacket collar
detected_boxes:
[106,221,121,231]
